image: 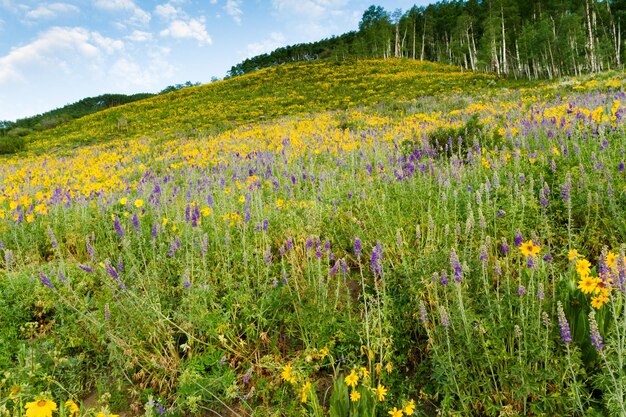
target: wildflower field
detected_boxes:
[1,60,626,416]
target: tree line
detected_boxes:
[228,0,626,79]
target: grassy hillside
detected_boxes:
[1,60,626,416]
[22,60,501,152]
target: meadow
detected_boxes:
[0,59,625,417]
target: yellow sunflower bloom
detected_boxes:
[350,390,361,402]
[591,294,610,309]
[403,399,416,415]
[576,259,592,277]
[375,384,388,402]
[345,370,359,389]
[568,249,581,261]
[577,276,597,294]
[25,399,57,417]
[388,407,403,417]
[64,400,79,417]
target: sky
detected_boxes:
[0,0,431,122]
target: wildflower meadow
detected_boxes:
[1,60,625,416]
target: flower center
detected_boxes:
[37,400,47,407]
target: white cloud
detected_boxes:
[0,27,123,84]
[155,3,183,20]
[225,0,242,24]
[126,29,152,42]
[25,3,79,20]
[160,18,212,45]
[93,0,150,26]
[246,32,286,57]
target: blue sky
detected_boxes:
[0,0,431,122]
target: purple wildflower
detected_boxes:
[354,237,362,259]
[619,161,625,172]
[561,174,572,202]
[86,237,95,260]
[517,285,526,296]
[113,215,125,238]
[47,226,58,249]
[39,271,54,289]
[543,253,553,263]
[497,209,506,218]
[439,306,450,328]
[527,255,536,269]
[78,264,94,273]
[131,213,141,233]
[105,261,119,280]
[151,222,158,241]
[440,270,449,285]
[514,230,523,247]
[449,247,463,282]
[265,247,272,265]
[479,245,488,265]
[589,310,604,351]
[330,261,339,276]
[501,238,510,255]
[370,241,383,277]
[58,269,67,282]
[537,283,544,302]
[557,302,572,344]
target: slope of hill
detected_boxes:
[22,60,501,152]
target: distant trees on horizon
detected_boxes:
[228,0,626,80]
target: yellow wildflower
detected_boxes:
[350,390,361,402]
[403,399,416,415]
[578,276,597,294]
[375,384,387,402]
[280,364,296,384]
[520,240,540,257]
[567,249,580,261]
[119,197,127,205]
[576,259,592,277]
[345,370,359,389]
[300,381,311,403]
[25,399,57,417]
[64,400,79,417]
[591,294,610,309]
[134,199,144,208]
[388,407,403,417]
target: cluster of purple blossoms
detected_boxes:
[557,302,572,344]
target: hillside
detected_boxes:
[21,60,500,152]
[1,60,626,416]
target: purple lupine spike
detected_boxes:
[514,230,523,247]
[151,222,158,241]
[286,238,293,251]
[117,256,125,273]
[537,283,545,301]
[58,269,67,282]
[619,161,625,172]
[354,237,362,259]
[501,238,510,255]
[370,241,383,277]
[589,310,604,351]
[47,227,58,249]
[105,261,119,280]
[329,261,339,276]
[440,270,449,285]
[561,174,572,202]
[479,245,488,265]
[517,285,526,296]
[86,237,95,260]
[132,213,140,233]
[526,255,536,269]
[78,264,94,273]
[557,302,572,344]
[262,219,269,231]
[113,215,125,238]
[449,247,463,282]
[439,305,450,327]
[264,247,272,265]
[324,239,331,253]
[39,271,54,289]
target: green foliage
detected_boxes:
[0,136,26,154]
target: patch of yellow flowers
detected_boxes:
[570,249,621,309]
